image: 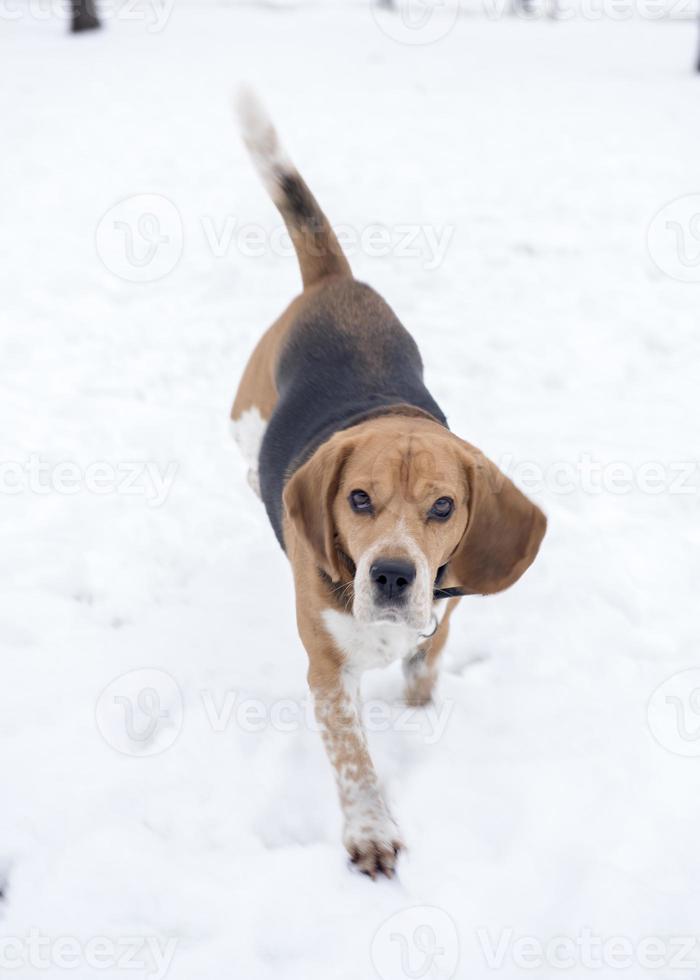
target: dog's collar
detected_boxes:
[432,562,467,600]
[432,585,467,600]
[418,615,439,639]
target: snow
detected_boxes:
[2,4,700,979]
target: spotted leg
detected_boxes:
[308,651,403,879]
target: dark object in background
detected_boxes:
[71,0,100,32]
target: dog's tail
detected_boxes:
[235,89,351,288]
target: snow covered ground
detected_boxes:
[2,3,700,978]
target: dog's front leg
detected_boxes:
[308,653,403,878]
[403,596,461,706]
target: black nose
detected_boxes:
[370,559,416,603]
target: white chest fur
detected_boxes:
[321,608,421,674]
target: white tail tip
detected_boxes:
[234,87,292,194]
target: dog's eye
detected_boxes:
[429,497,454,520]
[349,489,372,513]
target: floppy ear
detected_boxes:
[450,444,547,596]
[282,434,355,580]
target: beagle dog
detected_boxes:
[231,93,546,878]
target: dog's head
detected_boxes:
[283,416,546,631]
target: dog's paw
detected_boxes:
[344,815,404,879]
[349,837,403,879]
